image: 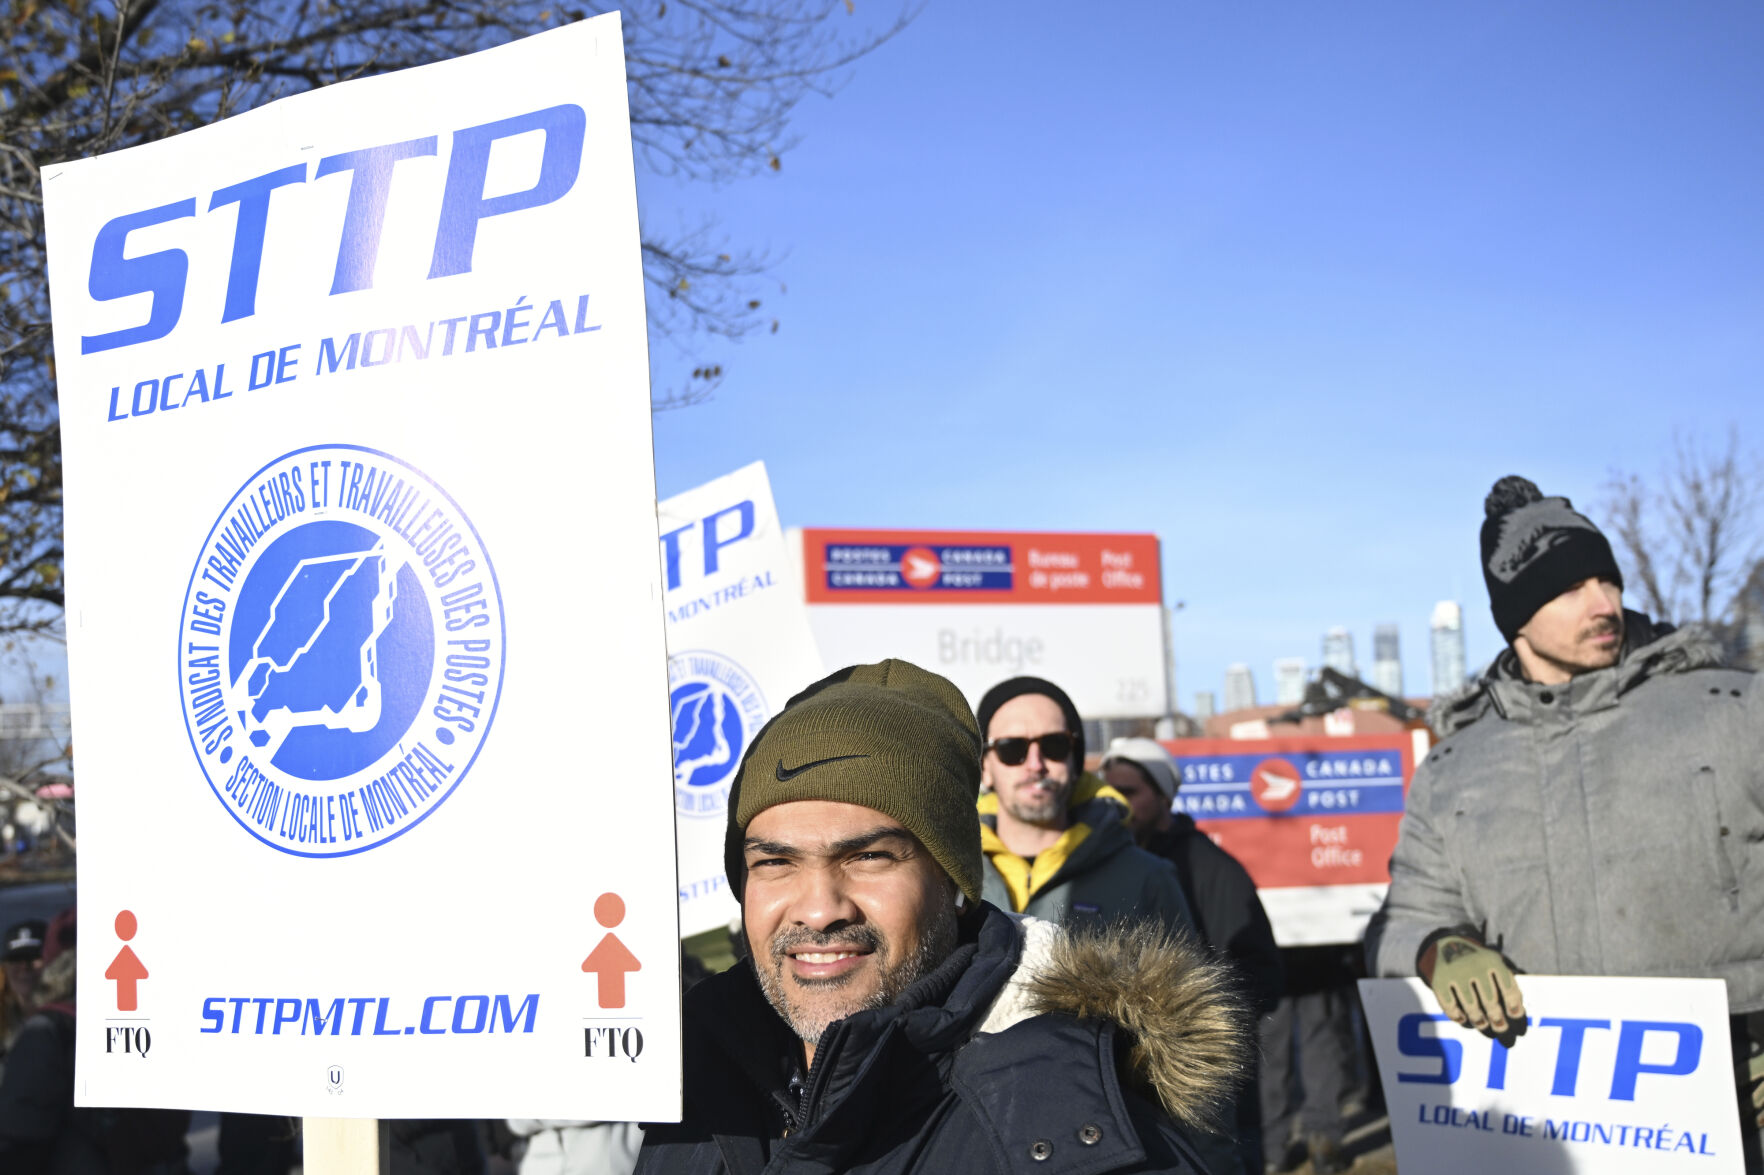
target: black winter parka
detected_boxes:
[1142,816,1283,1016]
[636,904,1247,1175]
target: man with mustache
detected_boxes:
[636,660,1248,1174]
[1366,475,1764,1172]
[974,677,1195,933]
[973,679,1240,1174]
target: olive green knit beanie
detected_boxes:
[723,659,984,902]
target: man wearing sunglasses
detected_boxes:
[974,676,1196,940]
[974,678,1239,1172]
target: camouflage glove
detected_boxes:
[1425,933,1526,1040]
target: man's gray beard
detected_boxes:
[754,902,960,1046]
[998,779,1071,828]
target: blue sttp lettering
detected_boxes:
[1487,1034,1510,1090]
[209,164,307,322]
[316,136,439,294]
[702,501,755,577]
[1610,1020,1701,1101]
[660,523,692,591]
[272,998,302,1035]
[1538,1018,1612,1097]
[81,199,196,354]
[1396,1013,1461,1084]
[429,104,586,279]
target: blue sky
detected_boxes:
[647,1,1764,708]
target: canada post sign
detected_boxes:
[808,530,1158,605]
[1361,977,1745,1174]
[47,16,683,1122]
[1166,735,1418,946]
[823,543,1014,592]
[801,528,1168,718]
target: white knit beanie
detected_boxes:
[1100,736,1181,799]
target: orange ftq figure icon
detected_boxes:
[106,910,148,1012]
[581,893,640,1009]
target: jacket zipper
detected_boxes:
[799,1022,845,1128]
[774,1074,807,1136]
[775,1023,843,1137]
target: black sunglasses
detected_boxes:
[985,732,1076,767]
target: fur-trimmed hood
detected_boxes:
[979,916,1251,1134]
[646,904,1250,1174]
[1431,611,1725,736]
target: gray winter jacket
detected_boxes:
[1366,615,1764,1013]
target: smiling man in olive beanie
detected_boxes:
[1366,475,1764,1173]
[638,659,1250,1175]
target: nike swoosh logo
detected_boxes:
[775,754,869,782]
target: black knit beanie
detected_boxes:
[1480,475,1624,643]
[974,676,1084,767]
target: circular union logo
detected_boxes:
[668,650,766,819]
[179,444,505,857]
[1250,757,1303,814]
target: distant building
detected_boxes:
[1431,600,1468,696]
[1222,664,1257,713]
[1273,657,1308,705]
[1322,626,1357,677]
[1193,691,1217,722]
[1371,623,1403,697]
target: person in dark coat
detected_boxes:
[1102,737,1284,1175]
[1099,738,1282,1014]
[636,660,1251,1175]
[2,919,48,1060]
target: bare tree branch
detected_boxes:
[1600,470,1674,620]
[0,0,916,638]
[1599,427,1762,630]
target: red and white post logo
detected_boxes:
[1250,758,1303,813]
[899,546,941,589]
